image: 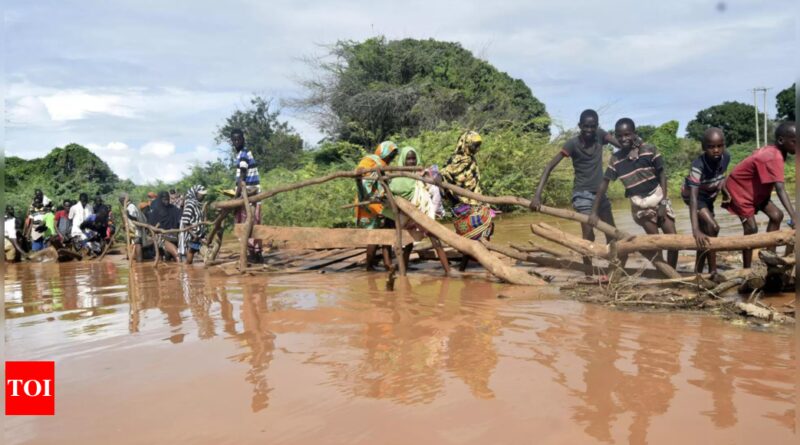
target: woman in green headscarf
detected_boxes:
[384,146,450,274]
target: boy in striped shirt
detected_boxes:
[232,128,263,260]
[589,118,678,268]
[681,128,729,275]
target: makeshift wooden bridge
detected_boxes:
[120,165,795,324]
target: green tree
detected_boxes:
[4,143,126,223]
[776,83,795,121]
[685,101,758,145]
[636,125,657,142]
[215,95,305,172]
[294,37,550,147]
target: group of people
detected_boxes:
[354,131,502,272]
[5,191,114,261]
[125,128,258,264]
[6,117,796,276]
[354,110,796,279]
[4,185,210,264]
[122,186,209,264]
[531,110,796,278]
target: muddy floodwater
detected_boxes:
[4,201,796,444]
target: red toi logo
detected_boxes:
[5,361,55,415]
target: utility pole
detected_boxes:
[753,89,760,147]
[752,87,770,148]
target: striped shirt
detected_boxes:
[604,144,664,197]
[234,149,260,186]
[681,151,730,201]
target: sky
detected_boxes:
[5,0,795,184]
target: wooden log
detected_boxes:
[616,229,795,254]
[294,249,365,271]
[213,166,425,210]
[759,249,796,267]
[515,241,578,260]
[392,197,544,286]
[341,201,372,210]
[530,223,609,258]
[121,199,132,261]
[385,172,630,240]
[523,254,669,279]
[735,302,795,324]
[128,219,206,235]
[94,239,114,262]
[378,177,407,276]
[530,222,682,279]
[482,241,535,263]
[233,225,415,249]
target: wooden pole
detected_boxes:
[204,208,231,265]
[615,229,795,254]
[385,172,630,240]
[121,199,132,263]
[239,182,254,272]
[213,166,424,210]
[530,223,608,258]
[393,197,544,285]
[378,177,407,276]
[512,241,579,260]
[530,222,682,279]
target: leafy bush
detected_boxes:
[295,37,551,147]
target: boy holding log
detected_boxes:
[681,127,730,275]
[589,118,678,268]
[721,121,796,268]
[530,109,630,274]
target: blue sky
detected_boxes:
[5,0,795,183]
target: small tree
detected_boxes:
[776,83,795,121]
[685,101,757,145]
[215,96,304,172]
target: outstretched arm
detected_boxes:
[774,182,796,228]
[689,187,708,247]
[530,152,565,210]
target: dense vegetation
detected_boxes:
[776,83,795,121]
[5,37,794,232]
[5,144,130,216]
[293,37,551,147]
[685,101,761,145]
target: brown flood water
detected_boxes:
[4,201,797,444]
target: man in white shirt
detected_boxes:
[68,193,93,241]
[5,206,26,261]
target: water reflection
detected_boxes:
[4,263,796,442]
[231,283,276,412]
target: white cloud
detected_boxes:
[38,91,134,121]
[4,0,795,160]
[85,141,219,184]
[7,96,52,125]
[140,141,175,158]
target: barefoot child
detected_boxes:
[530,109,631,274]
[681,127,730,275]
[721,121,796,268]
[589,118,678,269]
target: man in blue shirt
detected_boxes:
[232,129,263,261]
